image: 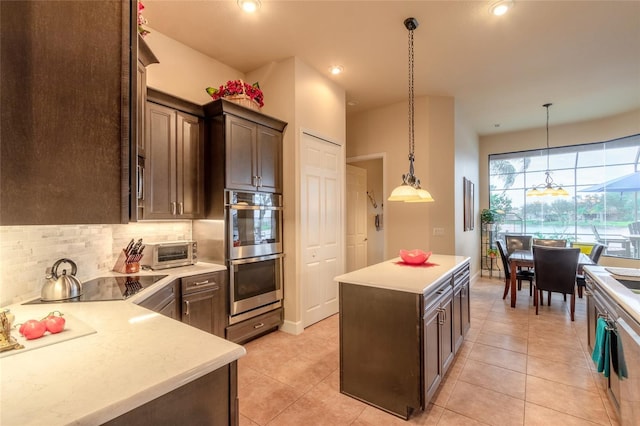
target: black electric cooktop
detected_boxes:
[24,275,168,304]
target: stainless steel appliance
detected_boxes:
[41,258,83,301]
[615,315,640,424]
[25,275,167,304]
[227,191,282,260]
[228,253,283,324]
[143,240,197,270]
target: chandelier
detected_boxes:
[388,17,434,203]
[526,103,569,197]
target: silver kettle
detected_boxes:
[41,258,83,301]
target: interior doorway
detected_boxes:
[347,155,386,266]
[346,165,367,272]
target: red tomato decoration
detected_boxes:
[19,319,47,340]
[42,315,66,334]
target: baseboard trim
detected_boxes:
[280,319,304,335]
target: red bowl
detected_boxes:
[399,249,431,265]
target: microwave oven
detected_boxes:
[143,240,197,270]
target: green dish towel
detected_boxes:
[592,317,608,375]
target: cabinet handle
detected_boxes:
[184,300,190,316]
[137,165,144,200]
[179,202,184,215]
[253,322,265,329]
[193,280,210,286]
[171,202,177,215]
[258,176,263,187]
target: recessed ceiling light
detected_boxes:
[489,0,513,16]
[329,65,344,75]
[238,0,261,13]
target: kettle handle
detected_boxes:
[51,258,78,279]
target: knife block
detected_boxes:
[112,250,139,274]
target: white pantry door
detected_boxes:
[301,132,342,328]
[346,164,368,272]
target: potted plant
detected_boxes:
[487,248,498,258]
[481,208,500,224]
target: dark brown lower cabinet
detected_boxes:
[137,279,179,320]
[339,262,470,420]
[181,272,227,338]
[103,361,238,426]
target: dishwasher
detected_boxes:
[615,312,640,425]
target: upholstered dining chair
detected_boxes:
[532,238,567,247]
[575,243,606,298]
[497,240,534,299]
[532,246,580,321]
[505,234,533,255]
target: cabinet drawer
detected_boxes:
[453,264,470,286]
[138,280,178,314]
[226,308,282,344]
[182,271,224,294]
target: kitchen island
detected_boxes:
[0,263,245,426]
[583,265,640,425]
[335,254,470,420]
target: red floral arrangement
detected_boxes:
[206,80,264,108]
[138,2,150,37]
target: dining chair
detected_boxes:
[532,238,567,247]
[532,246,580,321]
[505,234,533,255]
[497,240,534,299]
[575,243,606,298]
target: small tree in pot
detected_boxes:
[481,208,501,224]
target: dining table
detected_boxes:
[508,249,594,308]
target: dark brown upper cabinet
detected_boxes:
[130,35,159,221]
[204,100,287,218]
[0,0,133,225]
[142,90,204,220]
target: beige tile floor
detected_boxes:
[237,276,620,425]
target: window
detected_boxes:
[489,134,640,258]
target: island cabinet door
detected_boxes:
[423,304,443,401]
[440,292,455,374]
[339,283,422,420]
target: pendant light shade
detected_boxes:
[388,17,434,203]
[526,103,569,197]
[388,183,419,201]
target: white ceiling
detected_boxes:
[143,0,640,136]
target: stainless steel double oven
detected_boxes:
[226,190,283,324]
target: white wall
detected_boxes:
[479,108,640,268]
[144,29,244,104]
[347,96,456,258]
[454,102,481,275]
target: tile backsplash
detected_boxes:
[0,221,191,306]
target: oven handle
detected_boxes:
[228,204,283,211]
[229,253,284,265]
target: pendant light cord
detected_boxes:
[408,24,415,174]
[544,103,551,171]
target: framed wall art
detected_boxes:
[463,177,474,231]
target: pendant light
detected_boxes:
[526,103,569,197]
[388,17,434,203]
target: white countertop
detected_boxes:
[334,254,470,294]
[584,265,640,324]
[0,262,245,426]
